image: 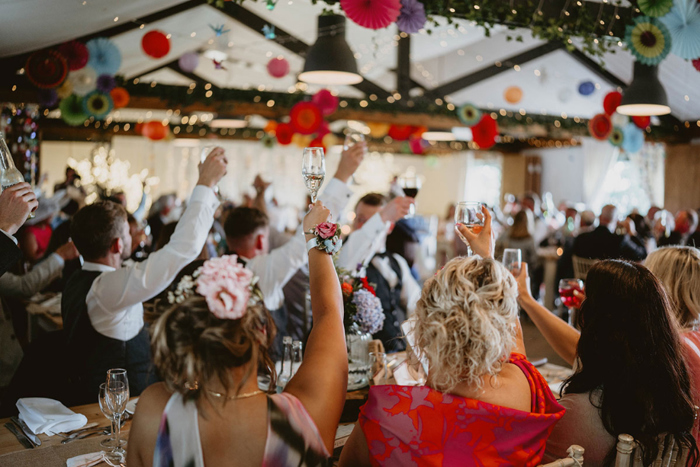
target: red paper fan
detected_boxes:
[632,115,651,129]
[588,113,613,140]
[694,58,700,72]
[311,89,338,116]
[317,120,331,137]
[26,50,68,89]
[276,123,294,145]
[472,114,499,149]
[142,31,170,59]
[409,137,426,155]
[309,136,327,152]
[341,0,402,30]
[603,91,622,115]
[58,41,89,71]
[110,87,130,108]
[388,124,413,141]
[289,102,323,135]
[411,125,427,138]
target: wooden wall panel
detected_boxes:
[501,153,527,207]
[664,144,700,213]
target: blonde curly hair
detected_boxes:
[414,256,519,393]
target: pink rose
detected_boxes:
[315,222,338,239]
[195,256,254,320]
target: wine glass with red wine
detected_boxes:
[398,173,421,218]
[558,278,584,327]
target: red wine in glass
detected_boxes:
[558,278,584,326]
[402,187,419,198]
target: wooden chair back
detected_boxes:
[540,445,585,466]
[614,433,689,467]
[572,255,598,281]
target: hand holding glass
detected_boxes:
[454,202,484,256]
[558,279,584,326]
[502,248,522,276]
[302,147,325,203]
[398,174,421,218]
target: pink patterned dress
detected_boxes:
[358,353,566,466]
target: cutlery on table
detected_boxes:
[61,428,110,444]
[5,422,34,449]
[55,422,99,438]
[61,424,111,441]
[11,416,41,446]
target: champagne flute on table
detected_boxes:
[558,278,584,327]
[398,173,421,218]
[454,201,484,256]
[502,248,522,276]
[103,379,129,464]
[301,147,325,204]
[99,383,126,449]
[0,136,34,218]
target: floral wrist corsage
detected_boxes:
[306,222,343,255]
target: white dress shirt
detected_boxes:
[244,178,353,310]
[84,186,219,341]
[336,212,390,272]
[369,252,421,316]
[0,253,63,298]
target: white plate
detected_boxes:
[126,398,139,415]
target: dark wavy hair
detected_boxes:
[563,260,698,466]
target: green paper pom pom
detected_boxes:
[638,0,674,18]
[82,91,113,119]
[59,95,88,126]
[457,103,481,127]
[609,127,624,147]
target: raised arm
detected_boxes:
[0,241,78,298]
[284,201,347,453]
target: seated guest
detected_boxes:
[658,210,699,248]
[0,183,37,277]
[0,241,78,298]
[572,204,646,261]
[517,261,698,464]
[18,197,59,265]
[496,209,539,269]
[340,208,565,466]
[337,193,420,352]
[61,149,226,401]
[126,202,347,467]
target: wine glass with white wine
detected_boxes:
[301,147,325,203]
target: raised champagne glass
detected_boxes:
[302,147,325,203]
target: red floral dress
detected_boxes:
[358,353,565,466]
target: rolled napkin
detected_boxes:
[17,397,88,435]
[66,451,104,467]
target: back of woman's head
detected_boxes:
[510,209,533,239]
[646,246,700,329]
[565,259,697,465]
[414,256,518,393]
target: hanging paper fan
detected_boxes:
[58,41,89,71]
[56,80,73,99]
[25,50,68,89]
[59,95,88,126]
[625,16,671,66]
[578,81,596,96]
[267,57,289,78]
[611,113,630,128]
[178,52,200,73]
[411,125,427,138]
[632,115,651,129]
[86,38,121,76]
[660,0,700,59]
[340,0,401,30]
[609,127,625,147]
[396,0,427,34]
[639,0,674,17]
[142,30,170,59]
[110,87,130,108]
[264,121,278,134]
[694,58,700,71]
[317,121,331,137]
[142,121,168,141]
[276,123,294,145]
[603,91,623,115]
[38,89,58,108]
[622,123,645,153]
[409,137,426,155]
[457,103,481,127]
[261,134,276,149]
[312,89,338,116]
[96,74,116,93]
[82,91,113,119]
[472,114,499,149]
[289,102,323,134]
[388,124,413,141]
[366,122,390,137]
[68,66,97,96]
[588,113,613,140]
[504,86,523,104]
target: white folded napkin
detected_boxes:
[17,397,88,436]
[66,451,104,467]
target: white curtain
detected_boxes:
[628,142,665,208]
[582,137,619,212]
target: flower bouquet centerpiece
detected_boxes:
[338,265,385,390]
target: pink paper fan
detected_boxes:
[341,0,402,30]
[312,89,338,116]
[694,58,700,72]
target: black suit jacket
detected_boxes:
[572,226,647,261]
[0,232,22,277]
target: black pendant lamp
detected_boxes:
[617,62,671,116]
[299,14,363,86]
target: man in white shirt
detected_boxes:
[62,149,227,401]
[337,193,421,352]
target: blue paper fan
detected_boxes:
[86,38,122,76]
[661,0,700,60]
[622,123,645,153]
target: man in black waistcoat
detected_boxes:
[337,193,421,352]
[62,149,227,402]
[572,204,647,261]
[0,183,37,277]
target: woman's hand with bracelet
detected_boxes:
[303,201,342,255]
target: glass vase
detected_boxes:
[346,322,371,390]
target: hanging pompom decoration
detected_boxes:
[632,115,651,129]
[312,89,338,116]
[25,50,68,89]
[264,120,278,134]
[471,114,499,149]
[611,113,630,128]
[660,0,700,60]
[110,87,130,108]
[694,58,700,71]
[504,86,523,104]
[68,66,98,96]
[38,89,58,108]
[409,137,426,155]
[625,16,671,66]
[96,74,116,93]
[267,57,289,78]
[388,124,413,141]
[178,52,200,73]
[142,121,168,141]
[638,0,674,17]
[261,134,276,149]
[59,95,88,126]
[367,122,390,138]
[457,103,481,127]
[396,0,427,34]
[289,102,323,135]
[622,123,645,153]
[58,41,89,71]
[276,123,294,145]
[317,121,331,137]
[86,38,121,76]
[603,91,623,115]
[340,0,402,30]
[82,91,113,119]
[609,127,625,147]
[56,80,73,99]
[142,30,170,59]
[578,81,596,96]
[588,113,613,140]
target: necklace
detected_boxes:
[206,389,264,400]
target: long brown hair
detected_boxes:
[509,209,533,240]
